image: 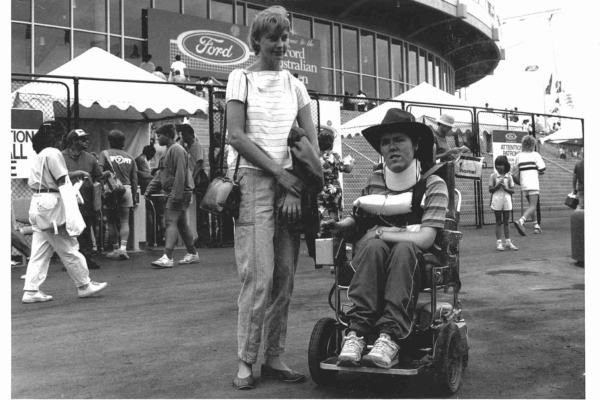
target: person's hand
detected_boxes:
[276,169,304,197]
[281,192,301,223]
[320,219,345,237]
[101,170,112,179]
[73,170,90,180]
[459,145,470,153]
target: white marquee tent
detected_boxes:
[340,82,522,137]
[12,47,208,122]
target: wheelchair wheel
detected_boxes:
[433,323,463,394]
[308,317,340,385]
[460,327,469,371]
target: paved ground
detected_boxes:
[11,216,585,399]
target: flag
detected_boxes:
[544,74,552,95]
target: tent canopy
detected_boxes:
[340,82,521,137]
[540,128,583,145]
[13,47,208,121]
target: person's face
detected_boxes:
[74,137,89,151]
[257,26,289,63]
[156,132,169,146]
[380,131,416,173]
[437,123,452,135]
[496,164,506,174]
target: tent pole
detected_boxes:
[74,77,80,129]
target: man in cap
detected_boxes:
[62,129,106,269]
[434,114,470,162]
[321,109,449,369]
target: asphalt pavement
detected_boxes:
[11,216,584,399]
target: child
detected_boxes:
[489,155,518,251]
[513,135,546,235]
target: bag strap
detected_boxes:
[221,71,248,182]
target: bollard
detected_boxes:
[571,209,584,263]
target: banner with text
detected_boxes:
[492,130,529,171]
[147,9,322,90]
[11,109,43,179]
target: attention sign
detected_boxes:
[11,109,43,179]
[492,130,529,171]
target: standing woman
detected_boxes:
[22,121,107,303]
[226,6,318,390]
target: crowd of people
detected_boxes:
[14,4,583,393]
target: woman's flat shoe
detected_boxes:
[260,365,305,383]
[232,374,255,390]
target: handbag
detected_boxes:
[102,150,126,198]
[454,155,483,180]
[29,155,66,233]
[199,73,247,219]
[565,192,579,209]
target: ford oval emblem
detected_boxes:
[505,133,517,140]
[177,30,250,66]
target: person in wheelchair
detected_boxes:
[321,108,449,369]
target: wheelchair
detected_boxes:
[308,161,469,395]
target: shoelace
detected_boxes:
[343,336,363,351]
[372,337,395,353]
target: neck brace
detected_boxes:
[384,160,420,192]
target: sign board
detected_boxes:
[11,109,43,179]
[147,9,322,90]
[492,130,529,172]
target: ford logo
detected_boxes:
[177,30,250,66]
[505,133,517,140]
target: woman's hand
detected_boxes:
[276,169,304,198]
[281,191,302,223]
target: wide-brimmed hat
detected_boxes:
[436,114,455,128]
[361,108,434,167]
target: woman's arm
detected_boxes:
[365,226,438,252]
[227,100,303,197]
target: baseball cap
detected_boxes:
[67,129,90,141]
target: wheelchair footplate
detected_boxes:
[320,356,428,376]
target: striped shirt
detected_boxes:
[225,68,311,170]
[357,171,448,230]
[515,151,546,191]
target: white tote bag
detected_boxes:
[59,175,86,237]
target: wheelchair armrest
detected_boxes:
[435,229,463,249]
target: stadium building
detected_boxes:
[11,0,503,96]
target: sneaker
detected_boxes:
[504,239,518,251]
[513,219,526,236]
[496,240,505,251]
[22,290,53,303]
[337,332,366,367]
[362,333,400,369]
[78,281,108,298]
[107,249,129,260]
[533,224,542,234]
[178,253,200,265]
[151,254,174,269]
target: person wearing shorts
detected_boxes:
[513,135,545,236]
[489,156,518,251]
[145,124,199,268]
[99,130,138,260]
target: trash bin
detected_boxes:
[571,209,584,263]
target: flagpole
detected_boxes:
[548,14,558,77]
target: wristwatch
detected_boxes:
[375,228,384,239]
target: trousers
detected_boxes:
[24,226,91,291]
[346,237,423,341]
[233,168,300,364]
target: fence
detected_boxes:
[10,73,585,252]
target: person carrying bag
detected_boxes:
[22,121,107,304]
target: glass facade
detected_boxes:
[11,0,455,96]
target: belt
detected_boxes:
[34,188,59,193]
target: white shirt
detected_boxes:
[225,69,311,170]
[171,60,187,75]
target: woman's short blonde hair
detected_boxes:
[248,6,291,55]
[521,135,536,152]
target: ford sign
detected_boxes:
[505,133,517,140]
[177,30,250,66]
